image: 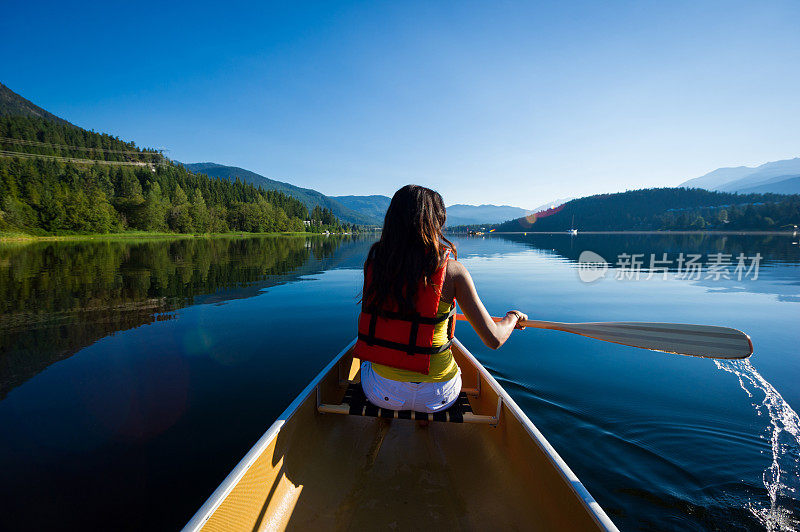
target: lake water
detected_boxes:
[1,233,798,531]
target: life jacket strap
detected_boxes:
[367,310,378,346]
[362,304,455,325]
[360,304,456,355]
[447,310,455,340]
[356,334,453,356]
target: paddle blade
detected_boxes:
[554,322,753,359]
[454,314,752,359]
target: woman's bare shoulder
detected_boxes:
[446,256,469,279]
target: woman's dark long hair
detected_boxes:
[362,185,456,314]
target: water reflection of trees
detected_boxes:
[484,233,800,302]
[0,236,361,398]
[492,233,800,266]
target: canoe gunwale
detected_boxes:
[181,339,357,532]
[451,338,619,532]
[183,337,618,532]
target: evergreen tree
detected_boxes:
[190,189,210,233]
[142,182,169,231]
[168,185,194,232]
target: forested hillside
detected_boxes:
[183,162,378,225]
[0,110,346,235]
[493,188,800,232]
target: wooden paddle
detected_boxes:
[455,314,752,359]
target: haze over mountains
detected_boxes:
[680,157,800,194]
[444,205,532,226]
[332,195,391,223]
[181,162,377,225]
[183,162,537,226]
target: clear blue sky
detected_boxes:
[2,1,799,207]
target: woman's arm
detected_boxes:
[449,260,527,350]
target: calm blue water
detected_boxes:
[0,234,798,530]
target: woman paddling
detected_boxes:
[354,184,527,414]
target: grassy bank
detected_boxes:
[0,230,328,244]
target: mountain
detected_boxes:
[529,198,573,215]
[717,171,800,194]
[680,158,800,194]
[679,166,755,190]
[182,163,379,225]
[1,85,341,235]
[444,204,532,226]
[494,188,799,232]
[331,196,538,227]
[184,164,534,227]
[737,175,800,195]
[332,195,391,223]
[0,82,72,126]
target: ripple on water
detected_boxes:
[491,365,800,531]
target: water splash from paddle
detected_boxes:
[715,359,800,531]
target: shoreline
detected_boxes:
[4,229,796,243]
[447,230,798,236]
[0,231,350,244]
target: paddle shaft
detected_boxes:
[454,313,752,359]
[464,313,596,332]
[476,314,573,330]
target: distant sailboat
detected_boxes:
[569,215,578,235]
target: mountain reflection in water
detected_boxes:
[0,236,370,399]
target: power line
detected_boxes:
[0,137,164,156]
[0,150,162,167]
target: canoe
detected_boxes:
[183,338,618,531]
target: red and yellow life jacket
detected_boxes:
[354,249,456,375]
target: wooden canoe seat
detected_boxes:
[318,383,497,424]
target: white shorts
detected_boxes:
[360,361,462,413]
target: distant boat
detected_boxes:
[568,215,578,235]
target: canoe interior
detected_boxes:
[193,341,608,531]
